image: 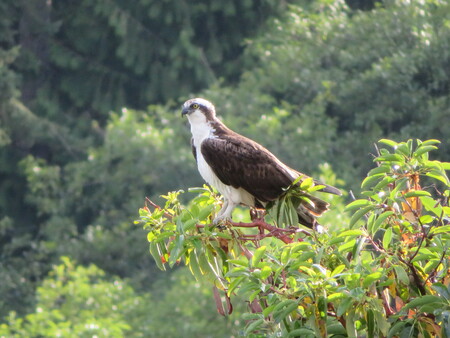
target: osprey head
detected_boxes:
[181,98,216,122]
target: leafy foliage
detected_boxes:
[139,139,450,337]
[2,0,450,335]
[203,0,450,192]
[0,258,243,337]
[0,1,297,317]
[0,257,147,337]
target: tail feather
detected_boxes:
[296,194,330,228]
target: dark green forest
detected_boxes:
[1,0,449,336]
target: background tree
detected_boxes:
[0,0,298,319]
[0,258,244,337]
[1,0,450,335]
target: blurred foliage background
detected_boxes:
[0,0,449,335]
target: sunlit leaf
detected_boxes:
[393,265,409,285]
[345,199,373,212]
[349,205,376,228]
[414,145,438,158]
[331,264,346,277]
[363,271,383,288]
[383,227,393,250]
[378,139,398,148]
[252,246,267,268]
[370,210,395,235]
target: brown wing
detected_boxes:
[200,134,294,202]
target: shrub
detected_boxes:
[138,139,450,337]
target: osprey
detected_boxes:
[181,98,341,227]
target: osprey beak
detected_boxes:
[181,107,190,117]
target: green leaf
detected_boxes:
[244,318,264,335]
[367,309,375,338]
[252,245,267,267]
[147,232,156,242]
[378,139,398,148]
[410,247,439,262]
[414,145,438,158]
[363,271,383,288]
[336,297,353,317]
[328,292,347,301]
[373,176,395,191]
[227,276,245,296]
[260,265,272,280]
[403,190,431,198]
[338,229,364,238]
[188,250,203,280]
[226,267,250,278]
[426,171,450,185]
[328,237,345,245]
[374,154,404,163]
[183,219,198,232]
[327,323,347,335]
[242,313,263,321]
[338,239,356,254]
[290,241,313,253]
[227,259,249,267]
[197,251,214,277]
[197,204,215,222]
[168,234,185,267]
[149,242,166,271]
[345,199,373,212]
[298,265,317,277]
[370,210,394,235]
[420,139,441,147]
[367,165,391,177]
[394,265,409,285]
[331,264,346,277]
[431,283,450,300]
[382,227,393,249]
[349,205,376,228]
[188,187,209,194]
[405,295,444,309]
[418,215,433,224]
[274,300,298,322]
[300,177,314,190]
[262,304,276,318]
[288,328,315,337]
[280,246,291,265]
[286,198,299,226]
[395,143,410,157]
[361,174,384,190]
[214,231,232,239]
[420,196,444,217]
[387,321,408,338]
[430,225,450,235]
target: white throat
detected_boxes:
[187,112,216,147]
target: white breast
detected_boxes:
[196,147,254,206]
[188,112,255,207]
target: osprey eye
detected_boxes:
[191,103,199,109]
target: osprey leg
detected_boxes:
[213,200,236,224]
[216,199,229,219]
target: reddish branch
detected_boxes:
[144,197,295,244]
[145,197,173,220]
[230,220,294,244]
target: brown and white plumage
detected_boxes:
[181,98,341,227]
